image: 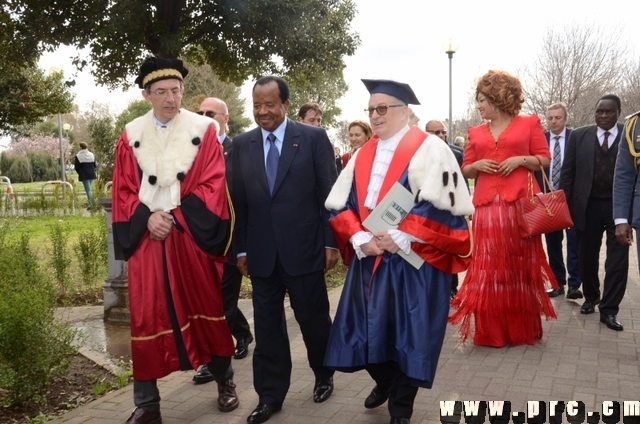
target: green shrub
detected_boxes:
[73,229,107,289]
[0,152,14,175]
[28,152,61,182]
[6,156,32,183]
[0,228,77,405]
[48,222,72,297]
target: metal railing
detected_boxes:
[42,180,75,211]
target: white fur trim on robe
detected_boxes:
[125,109,219,212]
[325,148,360,211]
[325,134,474,216]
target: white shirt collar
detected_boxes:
[597,125,618,140]
[261,119,288,143]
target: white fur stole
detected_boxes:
[125,109,218,211]
[325,135,474,216]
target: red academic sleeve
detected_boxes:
[111,132,151,261]
[398,206,472,274]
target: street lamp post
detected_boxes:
[443,39,459,144]
[56,113,66,183]
[48,67,66,183]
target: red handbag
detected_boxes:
[515,163,574,238]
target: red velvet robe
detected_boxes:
[112,112,234,380]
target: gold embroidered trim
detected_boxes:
[624,115,640,173]
[188,314,227,321]
[142,69,183,87]
[224,180,235,256]
[131,322,191,341]
[130,313,227,341]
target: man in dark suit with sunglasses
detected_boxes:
[425,119,464,300]
[192,98,255,391]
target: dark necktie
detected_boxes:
[552,136,561,189]
[265,133,279,194]
[602,131,610,153]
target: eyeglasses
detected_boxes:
[365,104,404,117]
[197,110,222,118]
[428,130,447,136]
[595,109,617,116]
[148,87,183,98]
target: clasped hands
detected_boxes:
[474,157,522,176]
[147,211,174,241]
[360,231,400,256]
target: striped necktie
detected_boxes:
[552,136,561,189]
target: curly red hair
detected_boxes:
[475,70,524,116]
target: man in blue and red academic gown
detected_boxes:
[324,79,474,424]
[112,56,237,424]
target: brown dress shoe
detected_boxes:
[126,408,162,424]
[217,379,239,412]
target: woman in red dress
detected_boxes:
[449,70,557,347]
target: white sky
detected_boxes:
[36,0,640,132]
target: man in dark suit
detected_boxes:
[231,76,338,424]
[560,94,629,331]
[425,119,464,300]
[536,102,582,300]
[192,98,254,391]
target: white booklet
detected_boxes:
[362,182,424,269]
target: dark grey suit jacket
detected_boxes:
[560,123,624,231]
[230,119,337,278]
[613,114,640,227]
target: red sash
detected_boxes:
[353,126,427,275]
[354,126,427,221]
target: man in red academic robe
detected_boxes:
[324,79,474,424]
[112,56,236,424]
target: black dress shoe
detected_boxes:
[235,335,254,360]
[313,377,333,403]
[547,286,565,297]
[566,287,584,300]
[247,403,281,424]
[600,314,623,331]
[390,417,410,424]
[364,384,391,409]
[192,364,215,384]
[580,300,597,314]
[217,379,239,412]
[126,408,162,424]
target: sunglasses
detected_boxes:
[197,110,221,118]
[364,104,404,117]
[429,130,447,136]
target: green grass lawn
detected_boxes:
[1,213,108,304]
[1,213,105,249]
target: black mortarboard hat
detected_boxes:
[361,79,420,105]
[135,56,189,88]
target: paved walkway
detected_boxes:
[55,246,640,424]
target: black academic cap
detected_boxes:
[135,56,189,88]
[361,79,420,105]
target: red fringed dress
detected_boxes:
[449,115,558,347]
